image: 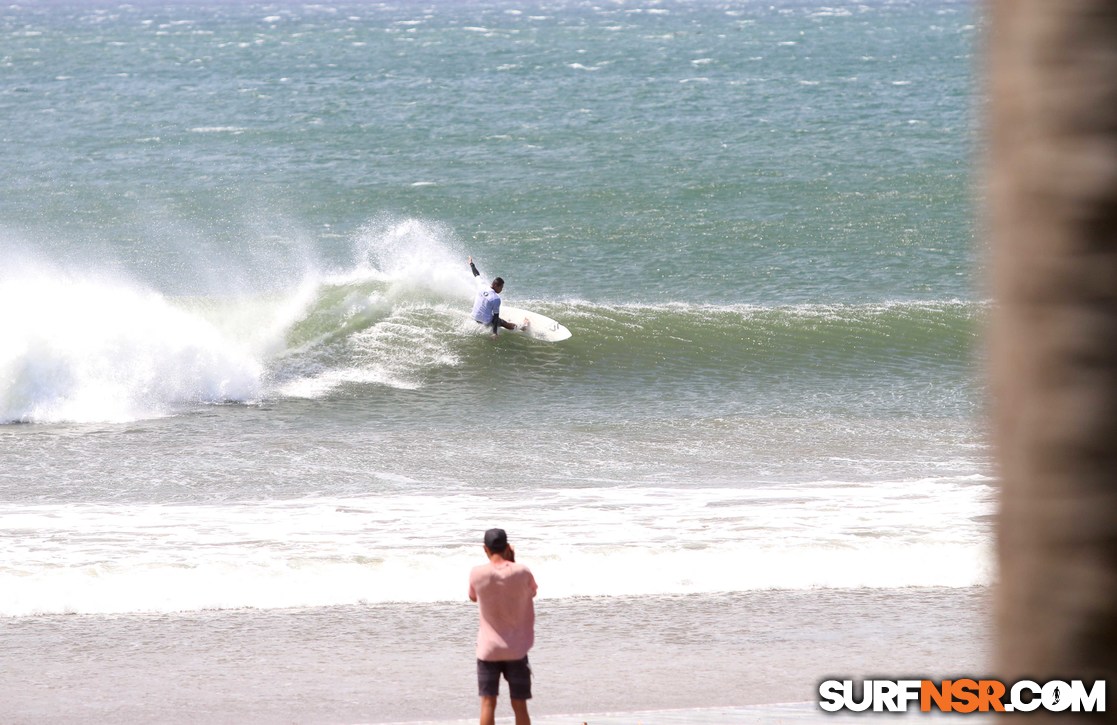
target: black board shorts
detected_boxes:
[477,656,532,699]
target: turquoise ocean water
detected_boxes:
[1,0,987,720]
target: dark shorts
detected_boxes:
[477,656,532,700]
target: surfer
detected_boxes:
[469,256,524,338]
[469,528,537,725]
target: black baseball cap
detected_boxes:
[484,528,508,552]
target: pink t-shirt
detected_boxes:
[468,560,538,661]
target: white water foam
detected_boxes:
[0,273,267,423]
[0,476,995,616]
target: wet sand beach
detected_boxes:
[1,587,989,724]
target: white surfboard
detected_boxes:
[500,305,572,342]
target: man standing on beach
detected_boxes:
[468,528,537,725]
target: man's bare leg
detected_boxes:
[479,695,498,725]
[510,698,531,725]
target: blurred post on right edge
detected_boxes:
[988,0,1117,717]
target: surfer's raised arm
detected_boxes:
[469,256,481,278]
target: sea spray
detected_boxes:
[0,273,264,423]
[351,216,479,301]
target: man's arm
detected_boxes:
[468,256,481,278]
